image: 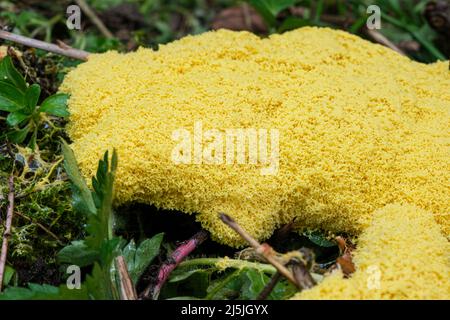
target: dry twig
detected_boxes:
[115,255,137,300]
[0,176,15,291]
[0,30,89,60]
[219,213,300,288]
[75,0,114,39]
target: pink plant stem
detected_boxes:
[142,230,208,300]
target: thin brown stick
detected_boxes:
[364,28,406,55]
[115,256,137,300]
[0,176,14,292]
[219,213,300,288]
[0,30,89,60]
[75,0,114,39]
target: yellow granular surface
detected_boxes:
[294,204,450,299]
[60,27,450,249]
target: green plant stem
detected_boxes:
[178,257,277,274]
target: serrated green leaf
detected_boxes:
[25,84,41,113]
[39,93,70,117]
[57,240,99,267]
[62,141,97,216]
[0,80,26,112]
[57,147,121,300]
[6,111,30,126]
[86,262,116,300]
[85,149,118,250]
[0,56,27,93]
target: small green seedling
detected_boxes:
[0,55,69,149]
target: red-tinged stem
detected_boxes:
[141,230,208,300]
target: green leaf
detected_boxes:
[25,84,41,113]
[127,233,164,284]
[313,0,324,23]
[0,56,27,93]
[169,268,211,283]
[6,111,30,126]
[62,141,97,216]
[57,240,99,267]
[86,149,118,249]
[278,17,310,33]
[0,283,89,300]
[0,80,26,112]
[304,230,336,247]
[241,268,266,299]
[240,269,297,300]
[121,240,137,272]
[7,125,30,143]
[206,269,246,300]
[58,147,121,300]
[248,0,276,27]
[85,263,116,300]
[248,0,297,27]
[39,93,70,117]
[164,268,212,299]
[2,266,15,287]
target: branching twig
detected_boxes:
[140,230,209,300]
[75,0,114,39]
[0,30,89,60]
[219,213,300,288]
[115,255,137,300]
[0,176,14,292]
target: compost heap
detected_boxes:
[60,27,450,299]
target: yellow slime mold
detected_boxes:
[294,204,450,299]
[60,28,449,298]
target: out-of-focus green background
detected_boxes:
[1,0,448,62]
